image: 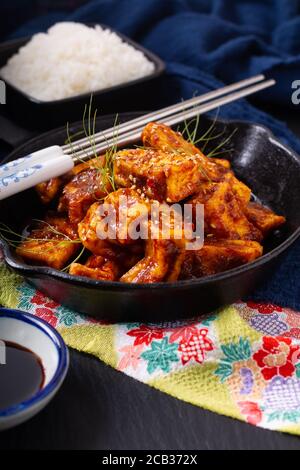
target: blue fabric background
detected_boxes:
[2,0,300,309]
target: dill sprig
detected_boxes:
[99,113,119,193]
[182,110,237,159]
[206,128,237,158]
[61,246,86,273]
[82,94,99,163]
[0,222,81,251]
[32,219,79,242]
[65,94,118,193]
[182,110,219,147]
[65,127,85,148]
[181,113,201,145]
[177,110,237,181]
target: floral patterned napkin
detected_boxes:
[1,255,300,435]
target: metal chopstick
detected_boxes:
[63,74,265,155]
[72,78,275,163]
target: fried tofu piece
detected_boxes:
[180,239,263,279]
[141,121,249,203]
[35,156,105,205]
[58,166,111,223]
[229,174,251,207]
[245,202,286,236]
[35,178,63,205]
[114,146,226,203]
[115,122,232,203]
[142,122,205,157]
[78,188,150,251]
[78,201,116,255]
[142,121,229,171]
[16,214,80,270]
[69,249,142,281]
[211,158,231,169]
[120,215,186,284]
[121,237,185,283]
[69,255,120,281]
[189,176,262,241]
[78,199,144,268]
[71,156,105,176]
[99,188,150,245]
[141,122,250,206]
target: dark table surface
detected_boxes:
[0,104,300,451]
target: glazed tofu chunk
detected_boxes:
[69,255,120,281]
[245,202,286,237]
[70,156,105,176]
[120,215,186,284]
[35,156,105,205]
[189,176,262,241]
[121,237,185,284]
[35,177,64,205]
[180,239,263,279]
[141,122,252,203]
[78,188,150,250]
[229,174,251,207]
[78,197,144,272]
[142,122,229,173]
[58,166,111,223]
[142,121,202,154]
[114,146,225,203]
[100,188,150,245]
[211,158,231,169]
[16,214,79,270]
[78,201,116,255]
[114,122,235,203]
[142,122,211,159]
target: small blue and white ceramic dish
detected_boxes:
[0,308,69,431]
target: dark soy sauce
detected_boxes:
[0,341,45,411]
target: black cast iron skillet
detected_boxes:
[0,113,299,322]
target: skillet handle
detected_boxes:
[0,146,74,200]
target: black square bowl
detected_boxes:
[0,113,299,322]
[0,24,165,130]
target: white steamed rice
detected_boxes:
[0,22,155,102]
